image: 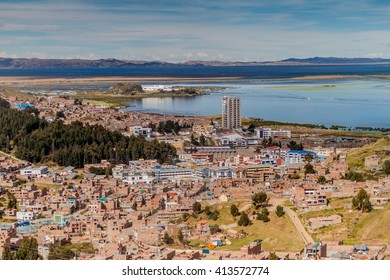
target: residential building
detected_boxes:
[222,96,241,129]
[20,166,49,176]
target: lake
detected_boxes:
[123,79,390,128]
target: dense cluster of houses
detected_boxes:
[1,93,389,260]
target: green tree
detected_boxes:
[257,207,270,222]
[287,140,303,150]
[210,224,221,235]
[352,189,372,213]
[48,242,76,260]
[252,191,268,209]
[199,135,206,146]
[269,252,279,260]
[304,163,316,175]
[317,175,327,184]
[383,160,390,175]
[177,230,185,245]
[237,212,251,227]
[192,202,202,214]
[204,206,211,215]
[7,192,17,209]
[0,98,10,109]
[1,244,14,260]
[275,205,285,217]
[230,204,240,217]
[15,237,40,260]
[163,232,173,245]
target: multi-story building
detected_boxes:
[222,96,241,129]
[255,127,291,139]
[285,150,317,165]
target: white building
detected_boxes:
[255,127,291,139]
[285,150,317,165]
[151,166,193,182]
[112,166,155,185]
[16,211,35,221]
[130,125,152,138]
[20,166,49,176]
[142,85,173,91]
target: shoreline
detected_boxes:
[2,74,390,85]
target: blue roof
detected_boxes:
[287,150,317,155]
[313,242,320,249]
[15,103,35,109]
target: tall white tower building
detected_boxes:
[222,96,241,129]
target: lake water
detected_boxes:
[123,79,390,128]
[2,65,390,127]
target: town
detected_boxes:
[0,89,389,260]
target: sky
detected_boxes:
[1,0,390,62]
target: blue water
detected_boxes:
[2,65,390,127]
[124,79,390,128]
[1,64,390,78]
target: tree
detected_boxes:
[352,189,372,213]
[48,241,76,260]
[7,192,17,209]
[141,196,146,207]
[177,230,185,245]
[210,224,221,235]
[192,202,202,214]
[237,212,251,227]
[287,140,303,150]
[163,232,173,244]
[199,135,206,146]
[275,205,285,217]
[247,124,256,133]
[383,160,390,175]
[56,111,65,119]
[208,210,219,221]
[252,191,268,209]
[269,252,279,260]
[204,206,211,215]
[257,207,270,222]
[230,204,240,217]
[15,237,40,260]
[1,244,14,260]
[304,154,314,164]
[317,175,327,184]
[0,98,10,109]
[304,163,316,175]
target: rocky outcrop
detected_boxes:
[106,83,144,95]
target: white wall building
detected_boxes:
[20,166,49,176]
[130,125,152,138]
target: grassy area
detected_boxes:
[187,200,304,252]
[299,198,390,245]
[347,136,390,170]
[228,213,304,252]
[346,203,390,245]
[241,117,387,139]
[33,183,62,189]
[65,242,97,254]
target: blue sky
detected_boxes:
[1,0,390,61]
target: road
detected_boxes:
[284,207,314,245]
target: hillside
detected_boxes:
[1,56,390,69]
[346,136,390,170]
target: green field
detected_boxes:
[347,136,390,170]
[299,198,390,245]
[187,200,304,252]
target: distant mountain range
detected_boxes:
[1,56,390,69]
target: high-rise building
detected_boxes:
[222,96,241,129]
